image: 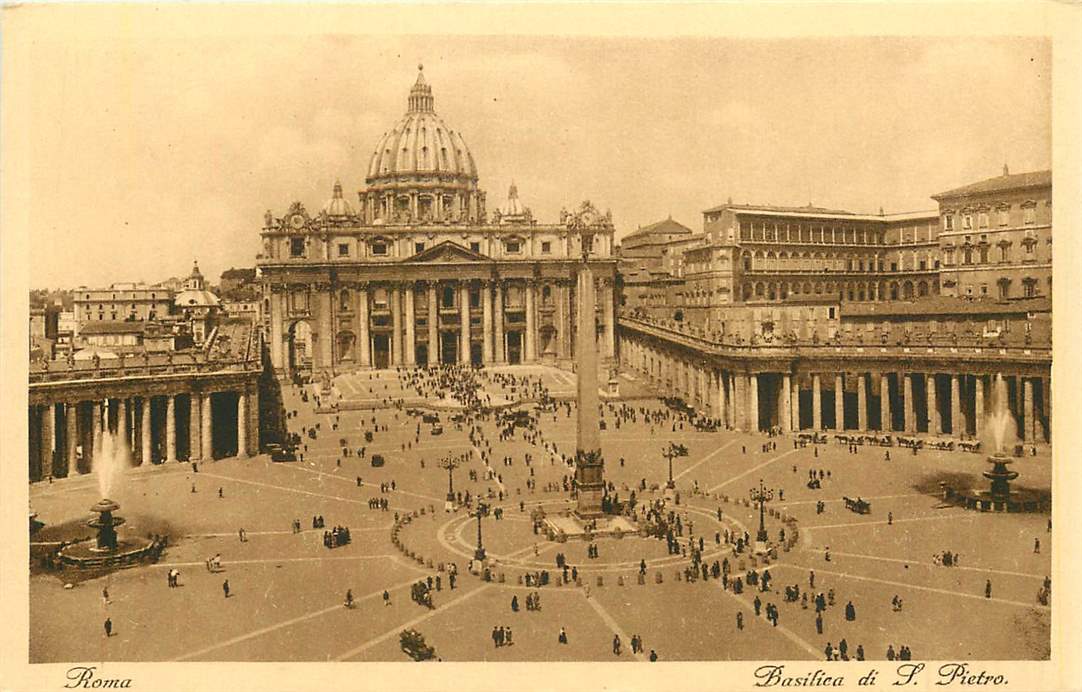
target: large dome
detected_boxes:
[366,66,478,182]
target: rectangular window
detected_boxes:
[505,241,521,254]
[980,285,988,295]
[944,215,954,231]
[978,213,989,228]
[1023,207,1036,225]
[963,215,973,230]
[414,242,425,254]
[338,243,350,257]
[1026,242,1034,255]
[541,241,551,254]
[290,237,305,257]
[371,242,387,256]
[998,209,1009,226]
[470,242,481,253]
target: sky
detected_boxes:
[19,32,1050,289]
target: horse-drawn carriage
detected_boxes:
[843,496,871,514]
[843,497,869,514]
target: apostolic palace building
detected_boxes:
[258,67,618,376]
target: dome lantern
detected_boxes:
[408,64,435,114]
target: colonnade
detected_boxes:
[271,275,617,372]
[28,386,259,483]
[622,337,1051,444]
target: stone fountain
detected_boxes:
[948,374,1049,513]
[57,430,162,569]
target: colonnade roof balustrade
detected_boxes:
[617,315,1051,370]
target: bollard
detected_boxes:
[499,572,506,584]
[597,576,604,587]
[638,573,646,585]
[618,575,625,586]
[655,572,663,584]
[517,574,524,585]
[426,559,434,568]
[438,562,445,572]
[675,571,682,582]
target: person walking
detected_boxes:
[985,580,992,599]
[104,618,113,638]
[815,612,823,635]
[223,579,231,598]
[613,634,622,656]
[345,589,354,608]
[558,627,568,644]
[649,649,658,662]
[736,612,744,630]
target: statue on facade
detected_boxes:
[492,208,502,224]
[92,353,101,369]
[264,209,274,227]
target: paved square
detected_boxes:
[30,366,1051,662]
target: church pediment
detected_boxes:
[406,240,491,263]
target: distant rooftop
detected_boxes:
[623,217,695,243]
[932,169,1051,200]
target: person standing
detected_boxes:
[736,612,744,630]
[649,649,658,662]
[104,618,112,638]
[985,580,992,599]
[613,634,622,656]
[816,612,824,635]
[223,579,231,598]
[558,627,568,645]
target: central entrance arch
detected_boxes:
[287,320,313,375]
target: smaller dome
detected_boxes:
[323,180,354,217]
[174,289,221,308]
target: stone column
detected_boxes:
[494,282,506,364]
[165,395,176,462]
[950,374,962,437]
[791,376,802,430]
[525,281,537,363]
[459,282,470,364]
[390,285,403,366]
[358,284,371,368]
[237,391,247,457]
[41,404,55,479]
[1023,378,1035,443]
[66,402,78,476]
[602,278,616,359]
[834,374,845,431]
[92,400,103,462]
[713,370,724,421]
[427,282,439,365]
[781,373,792,432]
[880,373,891,432]
[904,374,916,433]
[247,387,260,456]
[927,374,940,435]
[139,398,151,465]
[812,373,822,430]
[318,287,332,369]
[734,372,746,431]
[270,288,284,371]
[481,281,494,364]
[856,374,867,431]
[1041,376,1050,443]
[727,372,737,429]
[974,375,985,437]
[404,287,416,366]
[189,394,202,462]
[747,373,759,432]
[202,392,213,461]
[117,398,128,445]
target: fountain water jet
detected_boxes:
[946,373,1048,513]
[56,430,164,568]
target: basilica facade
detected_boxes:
[258,68,617,376]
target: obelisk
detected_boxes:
[573,211,605,518]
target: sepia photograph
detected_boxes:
[2,3,1080,691]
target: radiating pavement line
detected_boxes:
[172,576,421,661]
[581,591,646,661]
[777,492,928,508]
[333,583,493,661]
[709,448,801,493]
[196,470,385,507]
[800,547,1047,580]
[673,439,737,482]
[770,562,1049,610]
[152,554,407,569]
[711,580,821,659]
[802,512,975,532]
[279,462,444,503]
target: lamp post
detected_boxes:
[474,501,489,562]
[749,478,774,554]
[663,442,688,490]
[438,454,460,510]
